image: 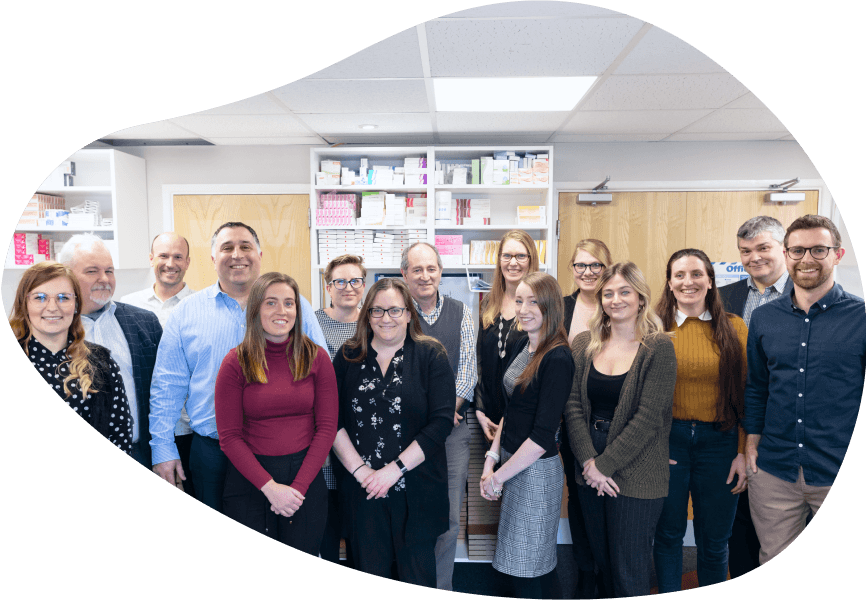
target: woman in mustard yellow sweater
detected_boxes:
[652,249,748,593]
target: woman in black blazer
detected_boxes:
[331,278,455,587]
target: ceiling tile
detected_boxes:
[296,113,433,134]
[724,92,769,109]
[581,74,750,110]
[437,111,570,133]
[272,79,429,113]
[437,133,554,144]
[562,109,712,134]
[321,133,437,145]
[680,109,788,133]
[207,137,322,145]
[188,94,287,116]
[614,26,725,75]
[101,120,198,139]
[171,114,313,137]
[441,2,624,18]
[665,132,790,141]
[550,133,667,142]
[425,17,644,77]
[306,27,424,79]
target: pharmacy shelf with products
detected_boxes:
[309,145,554,308]
[7,149,149,270]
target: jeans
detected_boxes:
[653,420,739,592]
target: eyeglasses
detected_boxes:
[501,253,529,264]
[329,278,365,290]
[29,292,75,305]
[369,307,407,319]
[785,245,839,260]
[573,262,604,274]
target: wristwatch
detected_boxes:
[395,458,408,474]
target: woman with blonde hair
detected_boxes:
[331,278,454,586]
[10,261,132,452]
[564,262,677,597]
[215,272,338,554]
[480,272,574,599]
[474,229,540,442]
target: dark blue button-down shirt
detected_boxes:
[744,283,866,486]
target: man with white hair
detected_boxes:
[58,233,163,467]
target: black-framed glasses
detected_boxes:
[785,245,839,260]
[501,253,529,264]
[29,292,75,306]
[368,306,407,319]
[573,262,604,274]
[329,278,365,290]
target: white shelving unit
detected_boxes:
[309,145,554,309]
[8,149,149,269]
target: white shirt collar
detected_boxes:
[675,308,711,327]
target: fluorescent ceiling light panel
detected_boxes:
[433,77,596,112]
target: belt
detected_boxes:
[591,416,612,433]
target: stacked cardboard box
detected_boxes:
[317,192,358,227]
[18,194,65,227]
[435,234,463,266]
[12,233,51,266]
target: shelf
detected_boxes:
[314,185,428,193]
[14,225,114,233]
[316,225,427,231]
[36,186,113,197]
[434,184,548,193]
[434,223,549,230]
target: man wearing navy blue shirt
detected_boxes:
[744,214,866,564]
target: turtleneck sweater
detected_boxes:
[215,338,339,494]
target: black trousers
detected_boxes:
[727,489,761,577]
[175,432,196,499]
[560,422,599,572]
[349,487,436,588]
[222,448,328,556]
[578,425,664,598]
[320,489,355,568]
[190,433,228,512]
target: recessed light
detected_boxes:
[433,77,597,112]
[359,124,378,130]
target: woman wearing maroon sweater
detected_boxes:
[216,272,338,554]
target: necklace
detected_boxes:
[497,314,514,359]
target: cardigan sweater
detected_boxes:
[474,314,527,424]
[671,316,748,453]
[564,331,678,500]
[333,329,455,545]
[214,339,339,494]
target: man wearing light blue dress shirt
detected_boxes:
[149,221,327,511]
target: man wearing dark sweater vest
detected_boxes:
[401,242,477,591]
[718,215,792,578]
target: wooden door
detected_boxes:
[172,194,311,300]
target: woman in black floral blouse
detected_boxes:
[331,278,455,587]
[9,262,132,453]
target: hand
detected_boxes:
[153,459,185,490]
[454,411,463,428]
[261,480,305,517]
[480,472,503,501]
[746,434,761,474]
[582,459,619,498]
[727,453,748,494]
[475,411,498,443]
[361,462,403,500]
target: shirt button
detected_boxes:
[800,368,804,372]
[798,419,802,423]
[798,443,803,448]
[801,342,806,346]
[805,318,809,322]
[799,393,803,397]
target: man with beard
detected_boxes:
[59,234,163,467]
[744,214,865,564]
[121,233,196,496]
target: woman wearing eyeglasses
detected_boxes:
[331,278,454,586]
[10,262,132,452]
[314,255,366,565]
[561,238,612,598]
[475,230,540,443]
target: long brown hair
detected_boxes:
[480,229,540,329]
[655,249,744,430]
[342,278,443,362]
[514,272,569,392]
[9,261,94,398]
[236,272,319,384]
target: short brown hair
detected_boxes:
[784,214,841,248]
[324,254,367,283]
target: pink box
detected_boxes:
[436,244,463,256]
[435,235,463,246]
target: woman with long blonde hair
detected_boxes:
[564,262,677,597]
[474,229,540,442]
[10,261,132,452]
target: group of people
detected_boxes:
[9,213,865,598]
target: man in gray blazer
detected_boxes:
[718,215,793,578]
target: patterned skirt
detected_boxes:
[492,449,564,577]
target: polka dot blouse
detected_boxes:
[27,337,133,454]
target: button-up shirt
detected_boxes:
[412,293,478,402]
[82,302,139,443]
[741,271,789,327]
[149,282,329,465]
[674,308,711,327]
[744,283,866,486]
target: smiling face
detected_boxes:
[70,243,116,314]
[27,276,76,346]
[369,288,411,346]
[150,234,191,289]
[515,281,543,336]
[500,238,531,287]
[212,226,262,292]
[785,227,843,292]
[259,282,296,344]
[572,249,605,294]
[402,244,442,306]
[668,255,712,315]
[327,263,365,311]
[601,274,641,325]
[738,231,785,286]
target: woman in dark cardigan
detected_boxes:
[565,262,677,597]
[331,278,454,587]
